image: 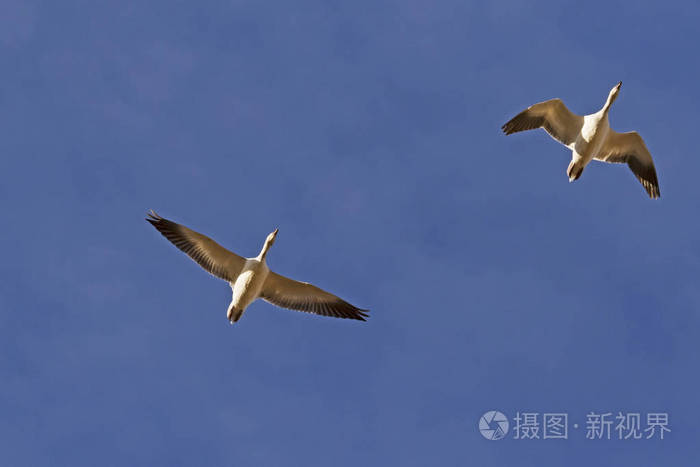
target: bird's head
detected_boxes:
[266,228,279,246]
[608,81,622,103]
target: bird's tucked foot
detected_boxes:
[227,308,243,324]
[567,160,584,182]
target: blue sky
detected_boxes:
[2,0,699,465]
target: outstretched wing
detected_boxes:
[594,131,660,199]
[146,211,246,281]
[261,272,369,321]
[502,98,583,147]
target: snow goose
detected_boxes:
[146,211,369,324]
[502,82,660,198]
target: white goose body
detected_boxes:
[228,258,269,322]
[573,111,609,166]
[502,82,660,198]
[147,211,369,324]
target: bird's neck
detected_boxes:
[258,241,272,261]
[602,95,616,114]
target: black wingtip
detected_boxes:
[146,210,162,223]
[501,120,519,135]
[648,185,660,199]
[356,309,370,321]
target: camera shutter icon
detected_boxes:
[479,411,509,440]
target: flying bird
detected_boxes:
[502,82,660,198]
[146,211,369,324]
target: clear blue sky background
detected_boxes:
[2,1,699,465]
